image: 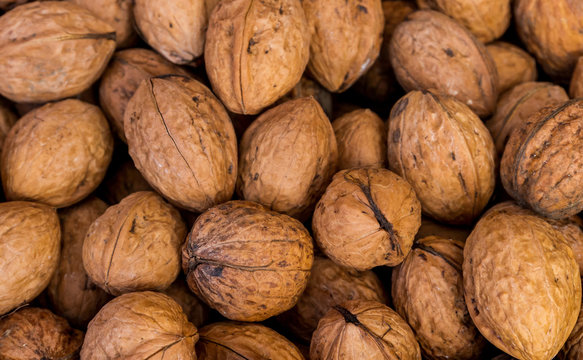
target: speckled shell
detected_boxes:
[546,216,583,277]
[463,202,581,360]
[1,99,114,208]
[124,75,237,213]
[0,102,16,157]
[163,277,210,328]
[561,304,583,360]
[415,217,471,242]
[70,0,135,48]
[390,10,498,117]
[313,168,422,270]
[388,91,496,224]
[278,77,333,118]
[570,57,583,99]
[486,42,537,95]
[181,201,314,322]
[237,97,337,221]
[205,0,310,114]
[501,99,583,219]
[0,1,116,102]
[102,160,153,205]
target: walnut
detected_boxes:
[278,77,333,118]
[560,303,583,360]
[415,217,471,243]
[163,277,210,328]
[486,41,537,95]
[546,216,583,277]
[570,57,583,99]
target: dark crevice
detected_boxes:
[199,338,251,360]
[413,243,461,272]
[334,305,360,324]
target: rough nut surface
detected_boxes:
[546,216,583,277]
[278,77,333,118]
[163,277,210,328]
[570,57,583,99]
[486,41,537,95]
[70,0,135,48]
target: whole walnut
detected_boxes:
[83,191,186,295]
[486,42,537,95]
[0,202,60,315]
[182,201,314,322]
[0,1,116,102]
[278,77,333,118]
[546,216,583,277]
[81,291,198,359]
[388,90,496,224]
[416,217,471,242]
[560,303,583,360]
[570,57,583,99]
[125,75,237,213]
[501,99,583,219]
[0,308,84,360]
[303,0,384,93]
[310,300,421,360]
[392,236,487,359]
[464,202,581,360]
[205,0,310,114]
[1,99,113,208]
[101,160,153,205]
[163,277,210,328]
[0,102,16,156]
[390,10,498,117]
[197,322,304,359]
[313,168,422,270]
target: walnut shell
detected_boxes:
[390,10,498,117]
[102,160,153,205]
[313,168,422,270]
[486,41,537,95]
[0,201,60,315]
[83,191,186,295]
[81,291,198,359]
[570,57,583,99]
[546,216,583,278]
[278,77,333,118]
[0,102,16,157]
[163,277,210,328]
[182,200,314,322]
[501,99,583,219]
[0,1,116,102]
[560,303,583,360]
[205,0,310,114]
[415,217,471,243]
[70,0,135,48]
[1,99,114,208]
[0,308,83,360]
[388,90,496,224]
[463,202,581,360]
[125,75,237,212]
[237,97,337,220]
[310,300,421,360]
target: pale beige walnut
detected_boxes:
[0,1,116,102]
[0,308,84,360]
[546,216,583,277]
[570,57,583,99]
[310,300,421,360]
[237,97,337,221]
[561,304,583,360]
[1,99,113,208]
[416,217,471,242]
[0,201,60,315]
[487,42,537,95]
[83,191,186,296]
[0,102,16,157]
[182,201,314,322]
[163,277,210,328]
[205,0,310,114]
[197,322,304,359]
[102,160,153,205]
[278,77,333,118]
[388,91,496,224]
[463,202,581,360]
[81,291,198,359]
[390,10,498,117]
[125,75,237,213]
[392,236,487,359]
[313,168,422,271]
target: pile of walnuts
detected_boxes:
[0,0,582,359]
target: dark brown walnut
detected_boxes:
[303,0,384,93]
[278,77,333,118]
[1,99,113,208]
[81,291,198,359]
[237,97,337,220]
[486,82,568,156]
[83,191,186,295]
[0,102,16,156]
[0,1,116,102]
[313,168,422,270]
[70,0,135,48]
[390,10,498,117]
[560,303,583,360]
[102,160,153,205]
[463,202,581,360]
[279,257,387,342]
[163,277,210,328]
[486,42,537,95]
[0,308,83,360]
[501,99,583,219]
[310,300,421,360]
[388,91,496,224]
[197,322,304,359]
[416,217,471,242]
[205,0,310,114]
[182,201,314,322]
[546,216,583,277]
[125,75,237,212]
[570,57,583,99]
[392,236,487,359]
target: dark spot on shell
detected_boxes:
[253,173,259,181]
[392,98,408,118]
[357,5,368,13]
[192,96,200,103]
[444,48,454,57]
[418,252,428,261]
[279,5,283,14]
[451,152,456,161]
[129,218,137,234]
[209,267,223,277]
[228,164,233,174]
[169,22,173,28]
[247,38,258,54]
[392,129,401,143]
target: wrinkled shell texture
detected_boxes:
[486,41,537,95]
[83,191,186,295]
[463,202,581,360]
[388,91,496,224]
[164,278,209,328]
[501,99,583,219]
[562,304,583,360]
[0,1,116,102]
[0,202,60,315]
[570,57,583,99]
[310,300,421,360]
[102,160,153,205]
[237,97,337,220]
[0,308,84,360]
[182,201,314,322]
[415,217,471,243]
[197,322,304,359]
[125,75,237,213]
[0,103,16,155]
[313,168,422,270]
[205,0,310,114]
[547,216,583,277]
[279,76,333,118]
[70,0,135,48]
[390,10,498,117]
[392,236,486,359]
[81,291,198,359]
